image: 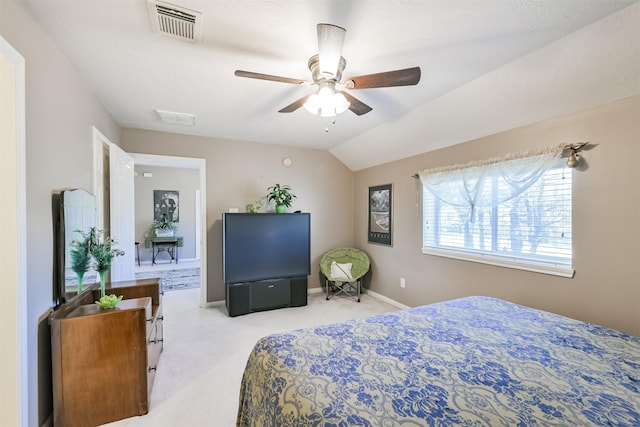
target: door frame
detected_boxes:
[0,36,27,426]
[92,127,110,230]
[129,153,208,308]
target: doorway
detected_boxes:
[130,153,208,308]
[0,36,27,426]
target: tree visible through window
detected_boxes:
[420,147,574,277]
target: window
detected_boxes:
[421,147,574,277]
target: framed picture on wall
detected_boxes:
[154,190,179,222]
[368,183,392,246]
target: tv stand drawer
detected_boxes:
[250,279,290,310]
[225,276,307,316]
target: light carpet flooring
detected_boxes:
[103,287,400,427]
[135,260,201,291]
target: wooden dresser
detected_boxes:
[49,278,163,427]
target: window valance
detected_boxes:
[418,144,565,221]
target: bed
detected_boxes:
[237,296,640,426]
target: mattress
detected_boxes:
[237,296,640,426]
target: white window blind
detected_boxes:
[420,145,574,277]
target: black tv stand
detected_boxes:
[225,276,308,317]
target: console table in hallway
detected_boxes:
[145,236,184,265]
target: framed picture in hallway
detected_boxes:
[154,190,179,222]
[368,183,392,246]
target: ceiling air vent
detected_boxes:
[156,109,196,126]
[148,1,203,43]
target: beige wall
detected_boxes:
[0,0,121,425]
[121,128,355,302]
[134,165,200,261]
[3,0,639,423]
[355,96,640,336]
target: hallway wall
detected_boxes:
[134,165,200,262]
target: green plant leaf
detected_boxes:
[95,294,123,309]
[70,230,92,274]
[266,183,297,208]
[88,228,124,273]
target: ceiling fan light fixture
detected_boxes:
[303,83,350,117]
[317,23,346,78]
[333,92,350,115]
[302,93,320,116]
[235,24,419,117]
[303,91,335,117]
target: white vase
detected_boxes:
[155,229,174,237]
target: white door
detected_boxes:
[0,36,27,427]
[109,143,136,281]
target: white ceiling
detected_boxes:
[25,0,640,170]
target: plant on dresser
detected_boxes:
[70,227,124,302]
[69,230,92,294]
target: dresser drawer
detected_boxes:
[146,312,163,393]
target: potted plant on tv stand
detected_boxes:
[267,184,297,213]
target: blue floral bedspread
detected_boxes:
[237,296,640,426]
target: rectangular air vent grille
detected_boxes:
[149,1,203,42]
[156,109,196,126]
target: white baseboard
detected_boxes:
[364,289,410,310]
[137,257,200,267]
[204,299,225,308]
[308,286,409,310]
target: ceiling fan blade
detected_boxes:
[278,94,312,113]
[317,23,346,78]
[347,67,421,89]
[341,92,373,116]
[234,70,306,85]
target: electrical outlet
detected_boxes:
[400,277,406,288]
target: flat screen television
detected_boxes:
[223,213,310,284]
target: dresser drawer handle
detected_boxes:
[148,366,157,372]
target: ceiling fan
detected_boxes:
[234,23,421,117]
